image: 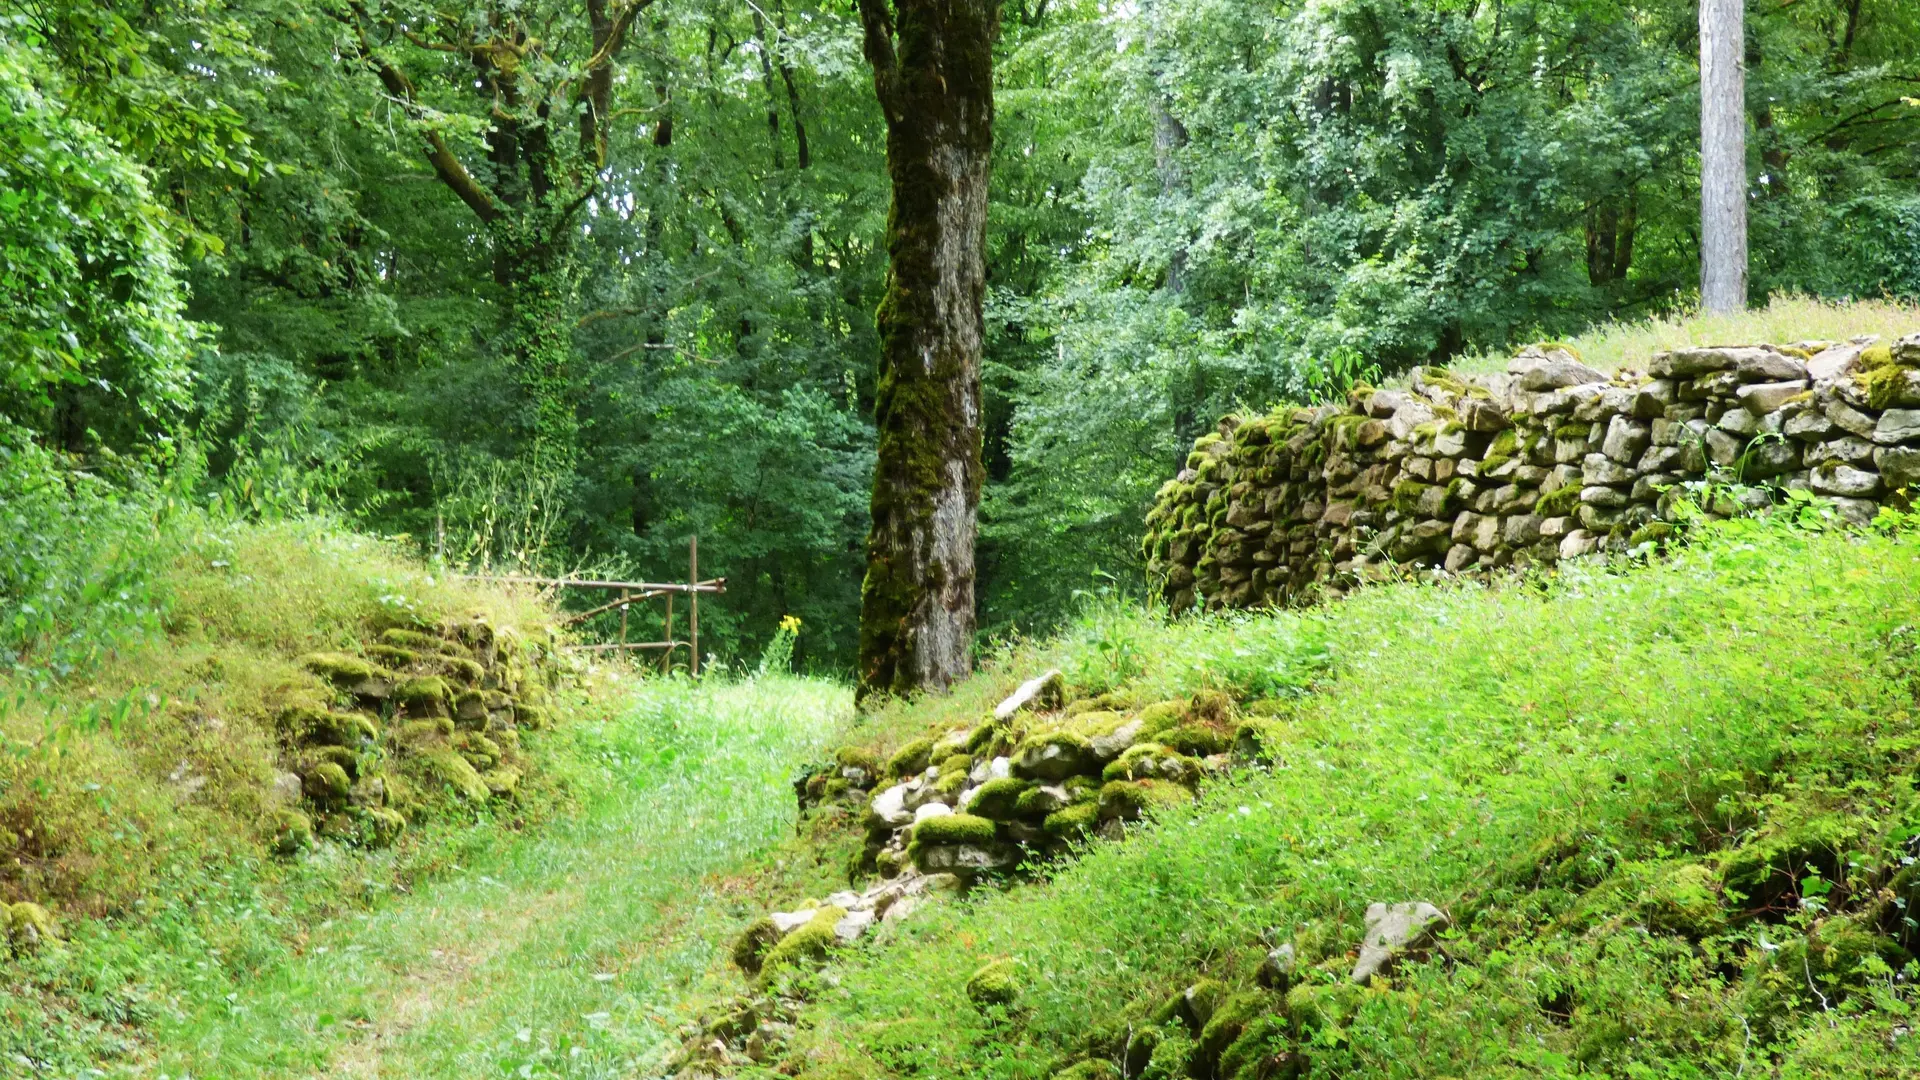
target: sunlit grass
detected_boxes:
[1447,294,1920,376]
[147,673,851,1079]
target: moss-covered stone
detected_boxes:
[887,737,935,778]
[1136,700,1189,738]
[1102,744,1204,785]
[1535,485,1581,517]
[1043,800,1101,837]
[761,905,846,976]
[4,901,57,950]
[1284,980,1367,1039]
[302,651,380,683]
[914,812,999,847]
[436,655,487,683]
[732,916,782,975]
[1641,862,1726,937]
[514,703,551,729]
[965,958,1020,1007]
[395,676,453,716]
[1099,779,1194,821]
[1052,1059,1119,1080]
[1153,978,1226,1032]
[1197,990,1268,1068]
[482,766,521,797]
[397,718,453,745]
[1013,730,1095,781]
[1158,724,1229,758]
[836,745,882,775]
[967,777,1031,821]
[366,644,420,668]
[303,761,353,804]
[357,806,406,847]
[1218,1016,1297,1080]
[423,748,491,802]
[271,808,315,855]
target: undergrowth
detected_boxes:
[748,514,1920,1079]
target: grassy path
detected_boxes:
[152,674,850,1079]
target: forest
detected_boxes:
[7,0,1919,674]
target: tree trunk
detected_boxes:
[854,0,998,701]
[492,217,582,473]
[1699,0,1747,313]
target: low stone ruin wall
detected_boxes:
[1143,334,1920,612]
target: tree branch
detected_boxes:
[854,0,900,117]
[335,3,501,224]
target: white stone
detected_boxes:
[870,783,914,828]
[833,909,875,943]
[914,802,954,823]
[994,669,1064,720]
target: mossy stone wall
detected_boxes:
[1144,335,1920,612]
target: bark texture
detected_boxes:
[854,0,998,702]
[1699,0,1747,313]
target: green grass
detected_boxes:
[1446,294,1920,377]
[763,517,1920,1079]
[139,673,850,1078]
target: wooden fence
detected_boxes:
[465,537,725,675]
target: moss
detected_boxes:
[1197,990,1269,1068]
[422,748,492,802]
[1102,744,1203,785]
[1627,522,1676,547]
[436,655,486,683]
[1475,454,1512,476]
[514,702,551,729]
[270,809,314,855]
[1858,343,1895,370]
[965,720,1001,754]
[1053,1060,1119,1080]
[1389,480,1430,515]
[1099,778,1194,821]
[1487,428,1520,458]
[301,651,381,683]
[1535,485,1581,517]
[304,762,352,804]
[836,746,882,774]
[395,676,453,711]
[1218,1015,1294,1080]
[887,737,935,778]
[732,916,782,976]
[280,704,378,747]
[482,766,521,797]
[1159,724,1228,758]
[5,902,58,949]
[357,807,406,847]
[1284,981,1366,1039]
[397,718,453,745]
[1537,340,1584,361]
[965,958,1020,1007]
[1043,801,1101,837]
[1136,700,1188,737]
[1857,360,1914,410]
[968,777,1031,821]
[914,812,999,847]
[365,644,420,667]
[1641,862,1726,937]
[761,905,846,976]
[1153,978,1226,1031]
[380,627,451,652]
[1189,689,1234,724]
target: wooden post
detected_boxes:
[689,535,699,677]
[662,592,675,675]
[619,590,630,650]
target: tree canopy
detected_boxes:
[3,0,1917,668]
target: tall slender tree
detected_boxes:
[853,0,999,700]
[1698,0,1747,313]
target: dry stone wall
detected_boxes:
[1144,334,1920,612]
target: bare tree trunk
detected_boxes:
[854,0,998,702]
[1699,0,1747,313]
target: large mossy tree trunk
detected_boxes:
[854,0,998,702]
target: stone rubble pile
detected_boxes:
[1144,334,1920,612]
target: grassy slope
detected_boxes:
[1445,294,1920,376]
[765,518,1920,1079]
[150,673,851,1079]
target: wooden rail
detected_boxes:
[462,537,722,674]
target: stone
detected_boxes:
[1631,380,1674,418]
[1581,453,1633,486]
[1638,445,1682,473]
[1783,408,1834,441]
[995,670,1065,720]
[1805,435,1876,468]
[1824,398,1877,438]
[269,770,304,805]
[1704,428,1743,466]
[1649,417,1685,446]
[1898,332,1920,365]
[915,843,1019,874]
[871,784,915,828]
[1630,473,1675,501]
[1743,439,1801,480]
[1257,943,1297,991]
[833,909,875,943]
[1459,397,1509,432]
[1364,389,1409,418]
[1539,516,1572,540]
[1431,427,1469,457]
[1580,485,1628,508]
[1716,408,1758,436]
[1443,543,1476,572]
[1736,380,1809,415]
[1601,417,1651,463]
[1805,342,1864,381]
[914,802,954,824]
[1809,463,1882,498]
[1878,446,1920,490]
[5,902,58,950]
[1873,409,1920,445]
[1351,901,1449,984]
[1733,350,1809,382]
[1650,348,1736,378]
[1088,720,1144,762]
[1502,514,1542,546]
[1513,352,1607,390]
[769,909,817,935]
[1450,511,1481,543]
[1559,529,1599,559]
